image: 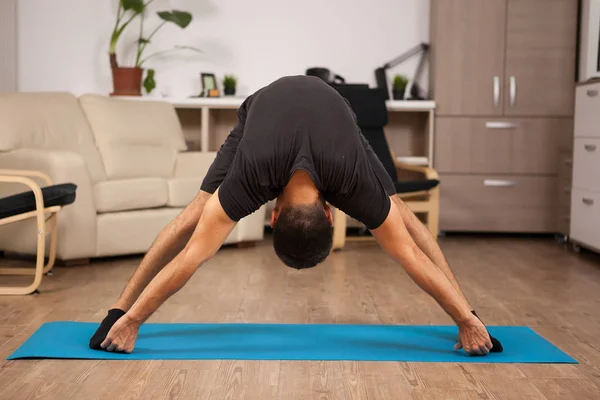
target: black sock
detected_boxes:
[471,310,503,353]
[89,309,126,350]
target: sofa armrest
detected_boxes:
[0,148,94,194]
[0,169,53,186]
[0,149,98,259]
[173,151,217,179]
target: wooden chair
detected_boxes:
[330,85,440,251]
[0,170,76,295]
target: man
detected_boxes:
[89,76,502,356]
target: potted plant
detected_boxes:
[392,74,409,100]
[109,0,200,96]
[223,75,237,96]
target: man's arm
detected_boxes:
[371,200,493,355]
[390,195,473,310]
[129,189,235,324]
[101,100,249,313]
[89,191,215,350]
[100,189,237,352]
[371,200,472,324]
[353,119,473,312]
[110,191,211,312]
[91,101,250,350]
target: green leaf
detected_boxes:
[223,74,237,89]
[157,10,193,28]
[392,74,408,90]
[138,38,150,44]
[122,0,144,13]
[143,69,156,94]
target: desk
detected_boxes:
[118,96,436,167]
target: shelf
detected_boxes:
[115,96,435,112]
[115,95,435,165]
[386,100,436,111]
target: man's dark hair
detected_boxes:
[273,203,333,269]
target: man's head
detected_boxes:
[271,192,333,270]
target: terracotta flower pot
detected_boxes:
[111,67,143,96]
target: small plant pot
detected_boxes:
[392,89,405,100]
[224,87,236,96]
[111,67,143,96]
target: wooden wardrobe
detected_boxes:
[430,0,578,233]
[0,0,17,93]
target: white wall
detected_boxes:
[17,0,430,97]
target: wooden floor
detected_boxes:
[1,236,600,399]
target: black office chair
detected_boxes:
[330,85,441,249]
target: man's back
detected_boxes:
[239,76,367,189]
[206,75,396,229]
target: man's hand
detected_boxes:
[455,314,493,356]
[89,308,126,350]
[100,314,141,353]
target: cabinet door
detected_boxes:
[575,82,600,138]
[0,0,17,92]
[439,174,557,232]
[431,0,507,116]
[434,118,512,173]
[504,0,578,117]
[434,117,568,175]
[571,188,600,251]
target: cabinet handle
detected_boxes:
[563,158,573,165]
[584,144,597,152]
[493,76,500,107]
[587,89,598,97]
[509,76,517,107]
[484,179,516,187]
[485,121,519,129]
[582,197,595,205]
[564,186,571,193]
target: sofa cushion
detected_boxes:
[79,94,187,180]
[94,178,168,213]
[0,92,107,182]
[96,208,181,257]
[173,152,216,178]
[168,178,203,207]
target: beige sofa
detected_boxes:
[0,92,265,261]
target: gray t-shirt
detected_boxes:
[200,75,396,229]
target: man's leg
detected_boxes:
[391,195,472,309]
[110,192,211,311]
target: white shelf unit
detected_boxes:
[117,96,436,167]
[571,81,600,253]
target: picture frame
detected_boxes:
[200,73,220,97]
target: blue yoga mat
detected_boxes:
[7,322,577,363]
